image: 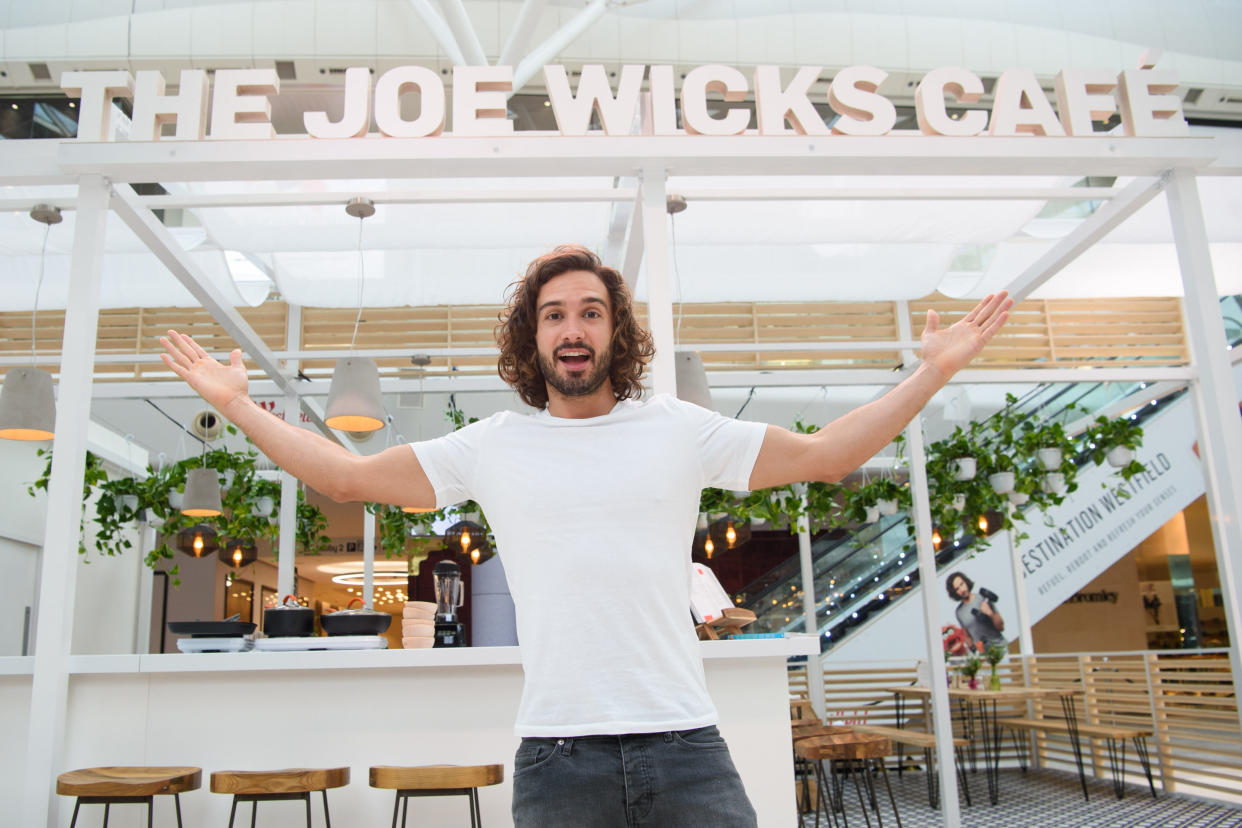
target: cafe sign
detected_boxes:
[59,60,1188,143]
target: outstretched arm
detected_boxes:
[749,291,1013,489]
[159,331,435,507]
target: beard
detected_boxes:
[538,341,612,399]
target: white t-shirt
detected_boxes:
[410,393,767,737]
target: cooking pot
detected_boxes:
[320,597,393,637]
[263,594,315,637]
[168,619,256,638]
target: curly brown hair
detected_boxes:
[497,244,654,409]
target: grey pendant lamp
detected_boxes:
[324,197,385,432]
[0,205,62,441]
[181,466,223,517]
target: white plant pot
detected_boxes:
[1008,492,1030,506]
[146,513,164,529]
[952,457,977,481]
[253,495,275,517]
[167,490,183,509]
[951,493,967,511]
[1037,448,1063,470]
[220,468,236,488]
[988,472,1015,494]
[864,505,880,524]
[696,513,709,531]
[120,494,139,513]
[1106,446,1134,468]
[877,498,898,516]
[1041,472,1066,494]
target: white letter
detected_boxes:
[915,67,988,136]
[545,64,645,136]
[451,66,514,137]
[304,67,372,139]
[827,66,896,136]
[374,66,446,138]
[754,65,829,136]
[989,69,1065,136]
[1054,70,1118,136]
[130,69,209,141]
[61,70,133,141]
[648,65,678,135]
[1117,68,1187,137]
[681,65,750,136]
[210,69,279,140]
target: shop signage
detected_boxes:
[1063,589,1120,605]
[59,60,1187,143]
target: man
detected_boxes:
[946,571,1006,652]
[161,244,1011,826]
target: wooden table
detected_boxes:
[884,685,1086,805]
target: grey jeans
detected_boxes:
[511,726,759,827]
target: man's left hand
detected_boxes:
[920,291,1013,379]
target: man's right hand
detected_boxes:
[160,330,249,413]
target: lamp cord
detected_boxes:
[31,222,50,362]
[670,210,684,344]
[349,215,365,351]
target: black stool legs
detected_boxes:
[226,791,332,828]
[68,795,174,828]
[389,787,484,828]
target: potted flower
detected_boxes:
[940,425,979,481]
[985,640,1007,691]
[981,451,1016,495]
[873,477,905,516]
[960,652,982,690]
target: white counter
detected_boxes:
[2,636,815,827]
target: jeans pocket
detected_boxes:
[671,725,728,750]
[514,738,562,777]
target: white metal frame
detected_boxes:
[6,133,1240,828]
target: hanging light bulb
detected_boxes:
[705,536,715,559]
[470,547,480,565]
[0,205,62,442]
[325,197,385,432]
[978,514,989,533]
[460,528,471,552]
[175,523,218,558]
[725,521,737,548]
[220,539,258,569]
[931,528,943,550]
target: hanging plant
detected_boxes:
[1084,414,1146,481]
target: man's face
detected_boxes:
[952,576,970,600]
[534,270,614,400]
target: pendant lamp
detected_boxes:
[325,197,385,432]
[674,351,712,410]
[0,205,62,441]
[176,523,218,558]
[219,538,258,568]
[181,467,223,517]
[445,519,491,565]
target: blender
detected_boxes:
[433,559,465,647]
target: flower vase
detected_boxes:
[988,667,1001,691]
[968,676,978,691]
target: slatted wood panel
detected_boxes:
[798,650,1241,801]
[0,296,1188,382]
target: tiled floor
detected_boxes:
[799,766,1242,828]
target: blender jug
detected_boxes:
[433,559,465,647]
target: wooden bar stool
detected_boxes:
[57,766,201,828]
[795,733,901,828]
[210,767,349,828]
[370,764,504,828]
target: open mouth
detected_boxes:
[556,346,593,370]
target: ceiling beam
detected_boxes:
[107,183,351,450]
[498,0,547,68]
[1005,174,1167,302]
[511,0,610,94]
[407,0,466,66]
[435,0,488,66]
[53,136,1219,184]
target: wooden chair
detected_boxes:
[210,767,349,828]
[370,764,504,828]
[795,733,902,828]
[57,766,201,828]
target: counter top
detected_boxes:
[0,635,818,676]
